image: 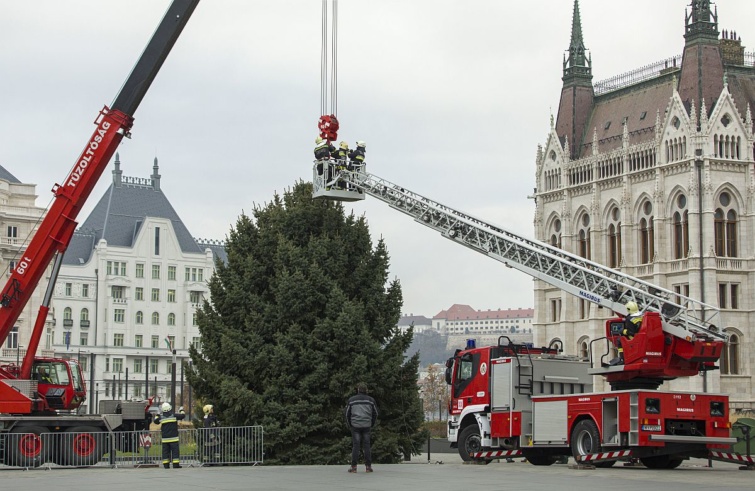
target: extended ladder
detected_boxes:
[316,163,724,342]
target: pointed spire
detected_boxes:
[655,109,662,140]
[746,104,752,134]
[689,99,697,128]
[685,0,718,42]
[564,136,570,159]
[592,127,598,156]
[113,152,122,186]
[563,0,592,81]
[151,156,161,191]
[700,98,709,128]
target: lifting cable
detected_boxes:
[318,0,339,142]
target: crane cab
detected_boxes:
[312,161,365,202]
[32,358,86,411]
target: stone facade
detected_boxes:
[534,1,754,409]
[0,166,55,364]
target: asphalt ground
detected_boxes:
[1,456,753,491]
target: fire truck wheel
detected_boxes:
[640,455,683,469]
[61,426,105,467]
[457,425,483,462]
[570,419,614,467]
[525,455,557,466]
[5,426,46,468]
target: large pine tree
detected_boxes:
[188,181,425,464]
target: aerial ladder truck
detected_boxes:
[313,160,751,469]
[0,0,199,467]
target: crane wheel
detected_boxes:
[60,426,105,467]
[5,425,46,467]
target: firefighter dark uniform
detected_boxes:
[609,301,642,365]
[154,402,185,468]
[348,141,366,170]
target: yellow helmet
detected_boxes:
[339,141,349,149]
[626,301,639,315]
[203,404,213,414]
[315,136,323,144]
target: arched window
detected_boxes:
[80,308,89,321]
[714,192,738,257]
[151,312,160,325]
[578,338,589,360]
[549,338,564,353]
[639,201,654,264]
[577,213,591,259]
[550,218,562,249]
[721,332,739,375]
[607,207,622,268]
[672,194,689,259]
[168,313,176,326]
[136,311,144,324]
[64,307,72,320]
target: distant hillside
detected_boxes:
[407,330,452,367]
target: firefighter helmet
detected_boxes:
[315,136,324,145]
[203,404,213,415]
[626,301,639,315]
[339,141,349,149]
[356,140,366,148]
[161,402,172,413]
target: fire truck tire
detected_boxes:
[5,426,46,468]
[60,426,106,467]
[525,455,557,466]
[457,425,483,462]
[570,419,614,467]
[640,455,683,469]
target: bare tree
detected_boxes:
[422,364,450,420]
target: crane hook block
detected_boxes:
[318,114,339,142]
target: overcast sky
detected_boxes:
[1,1,753,318]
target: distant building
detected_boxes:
[397,314,433,334]
[433,304,534,337]
[50,155,223,413]
[0,164,55,363]
[534,0,754,406]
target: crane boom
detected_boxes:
[314,164,725,346]
[0,0,200,383]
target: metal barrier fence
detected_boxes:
[0,426,263,470]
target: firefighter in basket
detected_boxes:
[609,301,643,366]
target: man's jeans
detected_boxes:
[351,427,372,466]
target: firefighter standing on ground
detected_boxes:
[154,402,185,468]
[610,301,643,365]
[345,383,378,473]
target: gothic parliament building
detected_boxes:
[534,1,754,411]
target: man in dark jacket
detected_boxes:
[345,383,378,473]
[154,402,186,468]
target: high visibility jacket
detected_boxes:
[154,411,185,443]
[314,141,330,160]
[622,313,642,338]
[349,147,365,163]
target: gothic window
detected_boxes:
[720,332,739,375]
[607,207,622,268]
[550,218,562,249]
[639,201,654,264]
[672,194,689,259]
[714,191,738,257]
[578,213,591,259]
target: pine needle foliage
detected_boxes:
[188,181,425,464]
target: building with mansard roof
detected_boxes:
[50,155,224,413]
[534,0,754,410]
